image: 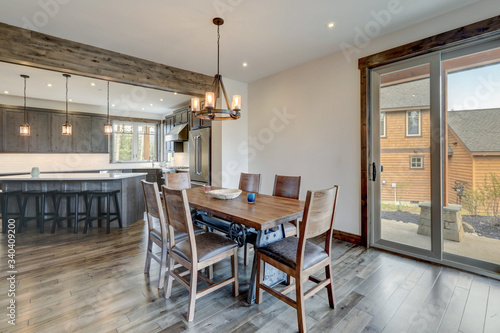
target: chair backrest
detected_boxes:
[165,172,191,190]
[273,175,301,199]
[239,173,261,193]
[141,180,168,239]
[162,186,197,255]
[298,186,339,267]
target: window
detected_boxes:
[406,110,421,136]
[112,121,158,162]
[380,112,386,137]
[410,156,424,169]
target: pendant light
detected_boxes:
[104,81,113,135]
[19,74,30,136]
[191,17,241,120]
[62,74,72,135]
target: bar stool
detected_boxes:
[19,191,58,234]
[52,191,88,234]
[0,190,23,233]
[84,190,122,234]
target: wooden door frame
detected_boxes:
[358,15,500,247]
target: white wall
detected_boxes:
[211,78,249,188]
[248,0,500,235]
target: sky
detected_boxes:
[447,62,500,111]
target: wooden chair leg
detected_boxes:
[244,243,251,266]
[232,248,239,297]
[325,264,335,309]
[158,242,167,290]
[256,253,264,304]
[295,275,307,333]
[187,264,198,322]
[208,265,213,280]
[144,237,153,274]
[165,257,175,299]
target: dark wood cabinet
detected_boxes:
[165,115,175,153]
[91,117,109,153]
[28,111,51,152]
[189,106,212,130]
[72,115,92,153]
[174,107,189,125]
[129,168,163,188]
[3,109,28,152]
[0,110,4,151]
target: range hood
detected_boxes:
[165,123,188,142]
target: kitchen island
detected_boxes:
[0,172,146,228]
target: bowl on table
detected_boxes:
[208,189,242,200]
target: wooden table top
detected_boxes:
[186,187,305,230]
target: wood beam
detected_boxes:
[0,22,213,97]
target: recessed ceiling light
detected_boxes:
[47,83,52,87]
[412,94,416,97]
[174,92,178,95]
[3,91,8,94]
[90,83,96,86]
[112,104,115,107]
[328,22,335,29]
[142,108,145,111]
[69,99,73,102]
[242,62,248,67]
[160,98,163,102]
[150,103,153,106]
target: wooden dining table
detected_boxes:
[186,186,305,304]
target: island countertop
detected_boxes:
[0,172,147,181]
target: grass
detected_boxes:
[381,203,420,214]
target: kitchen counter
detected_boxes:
[0,172,147,229]
[0,173,147,181]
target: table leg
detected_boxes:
[247,225,287,304]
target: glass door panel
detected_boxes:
[443,44,500,266]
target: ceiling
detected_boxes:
[0,0,480,84]
[0,0,483,115]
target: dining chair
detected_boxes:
[256,186,339,333]
[162,186,239,322]
[273,175,301,237]
[239,172,261,193]
[239,172,261,266]
[141,180,169,290]
[165,172,191,189]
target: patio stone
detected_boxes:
[417,202,464,241]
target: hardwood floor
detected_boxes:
[1,220,499,333]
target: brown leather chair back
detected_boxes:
[165,173,191,190]
[299,186,339,253]
[141,180,167,238]
[273,175,301,199]
[239,173,261,193]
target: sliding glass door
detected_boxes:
[370,37,500,275]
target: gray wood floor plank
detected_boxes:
[331,308,373,333]
[459,275,490,333]
[437,286,469,333]
[484,280,500,333]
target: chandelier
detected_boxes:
[191,17,241,120]
[19,74,30,136]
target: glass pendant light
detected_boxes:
[104,81,113,135]
[62,74,72,135]
[19,74,30,136]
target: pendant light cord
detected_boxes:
[23,76,27,123]
[217,24,220,76]
[65,75,69,123]
[107,81,110,122]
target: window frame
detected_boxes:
[110,120,159,163]
[380,112,386,138]
[409,155,424,170]
[406,110,421,137]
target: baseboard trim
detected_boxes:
[333,230,362,245]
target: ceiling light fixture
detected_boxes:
[242,62,248,67]
[328,22,335,28]
[47,83,52,87]
[91,82,96,86]
[4,91,9,94]
[191,17,241,120]
[104,81,113,135]
[19,75,30,136]
[62,74,72,135]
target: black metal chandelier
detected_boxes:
[191,17,241,120]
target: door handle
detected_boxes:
[372,162,377,182]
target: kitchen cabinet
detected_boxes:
[28,111,51,152]
[174,107,189,125]
[127,168,163,188]
[3,109,28,152]
[50,113,73,153]
[91,117,109,153]
[189,108,212,130]
[165,115,175,153]
[0,110,4,151]
[72,115,92,153]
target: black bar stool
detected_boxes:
[52,191,88,234]
[0,190,23,233]
[84,190,122,234]
[19,191,58,233]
